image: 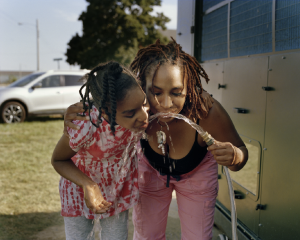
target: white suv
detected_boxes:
[0,69,89,123]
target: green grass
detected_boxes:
[0,115,182,239]
[0,116,64,239]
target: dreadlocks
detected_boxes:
[130,38,210,121]
[79,61,140,135]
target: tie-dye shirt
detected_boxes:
[59,106,141,219]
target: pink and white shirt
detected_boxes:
[59,106,141,219]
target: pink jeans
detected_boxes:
[133,151,218,240]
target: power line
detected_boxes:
[0,10,20,24]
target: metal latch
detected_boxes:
[191,26,195,34]
[234,190,244,199]
[233,108,249,114]
[256,204,266,210]
[218,84,226,89]
[262,86,274,91]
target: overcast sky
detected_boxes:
[0,0,177,71]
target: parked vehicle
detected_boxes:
[176,0,300,239]
[0,69,89,123]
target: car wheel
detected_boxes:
[1,101,26,123]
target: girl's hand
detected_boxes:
[207,140,240,167]
[201,90,214,111]
[83,183,112,214]
[63,102,90,138]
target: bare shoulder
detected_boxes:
[201,99,229,126]
[200,100,244,146]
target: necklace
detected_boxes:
[155,119,177,172]
[156,119,167,155]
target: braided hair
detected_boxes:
[79,61,140,135]
[130,38,210,121]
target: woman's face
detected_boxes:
[115,85,150,132]
[145,63,187,122]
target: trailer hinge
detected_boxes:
[191,26,195,34]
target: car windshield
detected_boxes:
[9,72,45,87]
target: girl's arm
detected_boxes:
[201,100,248,171]
[51,134,111,213]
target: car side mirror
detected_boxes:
[32,82,42,89]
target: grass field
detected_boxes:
[0,116,181,240]
[0,116,64,240]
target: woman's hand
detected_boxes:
[200,100,248,171]
[63,102,90,137]
[201,90,214,111]
[83,183,112,214]
[207,140,246,171]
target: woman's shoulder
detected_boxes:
[199,100,232,131]
[201,99,227,120]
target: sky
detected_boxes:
[0,0,177,72]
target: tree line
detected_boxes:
[66,0,170,69]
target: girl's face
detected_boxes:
[145,63,187,122]
[115,86,150,132]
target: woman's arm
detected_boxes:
[63,102,90,137]
[51,135,111,213]
[201,100,248,171]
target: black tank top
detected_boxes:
[140,126,207,176]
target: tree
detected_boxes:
[66,0,170,69]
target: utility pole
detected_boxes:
[18,19,40,71]
[36,19,39,71]
[53,58,63,70]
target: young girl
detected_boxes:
[51,61,149,240]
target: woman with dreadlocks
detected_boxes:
[51,61,150,240]
[129,39,248,240]
[63,39,248,239]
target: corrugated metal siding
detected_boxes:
[275,0,300,51]
[201,5,228,60]
[230,0,273,57]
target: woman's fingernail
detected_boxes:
[76,126,80,130]
[85,116,89,120]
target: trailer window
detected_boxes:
[198,0,300,61]
[275,0,300,51]
[230,0,272,57]
[201,5,228,61]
